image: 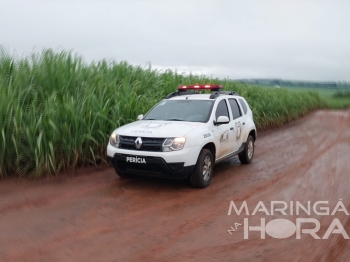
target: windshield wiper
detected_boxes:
[165,118,184,121]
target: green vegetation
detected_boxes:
[270,86,350,109]
[326,97,350,109]
[236,79,350,109]
[333,90,350,98]
[0,48,326,178]
[234,78,350,90]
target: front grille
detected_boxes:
[119,136,165,152]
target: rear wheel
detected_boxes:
[238,135,254,164]
[189,149,214,188]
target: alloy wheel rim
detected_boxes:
[248,140,254,159]
[202,156,212,181]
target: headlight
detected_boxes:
[162,137,186,152]
[109,131,120,148]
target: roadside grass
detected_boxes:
[277,86,350,109]
[325,97,350,109]
[0,48,326,178]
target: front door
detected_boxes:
[213,99,233,160]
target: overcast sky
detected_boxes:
[1,0,349,81]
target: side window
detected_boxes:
[228,99,242,120]
[215,99,229,120]
[239,98,248,114]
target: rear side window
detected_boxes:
[215,99,229,120]
[239,98,248,115]
[228,99,242,120]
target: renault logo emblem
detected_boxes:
[135,137,142,149]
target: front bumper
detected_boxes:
[107,143,201,166]
[108,154,195,179]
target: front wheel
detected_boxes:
[238,135,254,164]
[189,149,214,188]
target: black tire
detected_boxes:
[238,135,254,164]
[189,149,214,188]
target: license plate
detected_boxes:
[125,156,147,164]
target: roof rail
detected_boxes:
[209,90,239,99]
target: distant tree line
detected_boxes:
[232,79,350,89]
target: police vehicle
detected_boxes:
[107,85,257,188]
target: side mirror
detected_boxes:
[214,116,229,125]
[137,114,144,120]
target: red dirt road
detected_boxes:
[1,110,350,261]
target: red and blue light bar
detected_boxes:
[177,84,222,90]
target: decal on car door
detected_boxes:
[220,130,229,142]
[235,122,241,140]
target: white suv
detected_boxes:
[107,85,257,188]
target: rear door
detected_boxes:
[227,98,245,152]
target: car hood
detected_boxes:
[116,120,206,137]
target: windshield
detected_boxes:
[143,100,214,122]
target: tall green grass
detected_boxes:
[282,86,350,109]
[0,47,326,178]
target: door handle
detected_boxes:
[230,127,234,130]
